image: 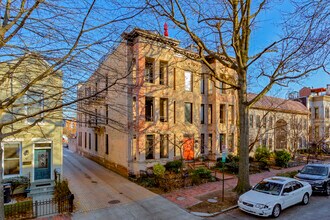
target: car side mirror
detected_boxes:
[282,192,289,196]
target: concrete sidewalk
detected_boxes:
[62,149,201,220]
[163,165,306,208]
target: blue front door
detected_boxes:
[34,149,51,180]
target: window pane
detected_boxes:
[4,160,19,175]
[200,104,205,124]
[4,145,19,159]
[145,97,154,121]
[184,71,192,91]
[160,134,169,158]
[185,103,192,123]
[145,59,154,83]
[146,135,154,159]
[4,143,20,175]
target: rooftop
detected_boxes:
[248,93,309,114]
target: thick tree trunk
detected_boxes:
[235,74,251,194]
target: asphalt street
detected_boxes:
[63,149,201,220]
[212,194,330,220]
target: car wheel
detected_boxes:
[272,204,281,218]
[302,193,309,205]
[325,182,330,196]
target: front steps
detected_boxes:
[27,180,55,199]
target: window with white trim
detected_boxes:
[3,143,21,176]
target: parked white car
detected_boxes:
[238,177,312,218]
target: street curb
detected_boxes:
[190,205,238,217]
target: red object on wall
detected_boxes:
[164,22,168,37]
[183,138,194,160]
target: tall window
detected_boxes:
[184,71,192,91]
[219,82,225,94]
[173,68,176,90]
[95,81,98,93]
[133,96,137,121]
[219,134,225,152]
[200,134,205,154]
[200,75,205,94]
[173,101,176,124]
[256,115,261,127]
[315,107,319,119]
[269,116,273,128]
[208,79,213,94]
[160,134,169,158]
[106,105,109,125]
[173,134,177,157]
[208,133,212,153]
[159,61,168,85]
[228,105,234,124]
[208,104,212,124]
[89,133,91,149]
[3,143,20,175]
[95,134,98,152]
[249,115,254,128]
[145,97,154,121]
[145,59,154,83]
[220,104,225,124]
[145,134,154,159]
[228,133,234,152]
[26,90,44,123]
[263,116,267,128]
[95,108,98,125]
[78,132,82,147]
[84,132,87,148]
[185,102,193,123]
[326,107,330,119]
[200,104,205,124]
[160,98,168,122]
[105,134,109,155]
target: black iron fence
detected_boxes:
[4,194,74,219]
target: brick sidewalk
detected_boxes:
[162,165,306,208]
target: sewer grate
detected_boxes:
[91,180,97,183]
[108,200,120,204]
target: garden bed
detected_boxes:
[188,190,238,213]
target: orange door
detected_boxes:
[183,138,194,160]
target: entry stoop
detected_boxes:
[27,180,55,199]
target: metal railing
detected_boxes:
[4,194,74,219]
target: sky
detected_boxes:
[249,0,330,97]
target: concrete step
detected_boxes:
[27,180,55,198]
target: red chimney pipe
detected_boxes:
[164,22,168,37]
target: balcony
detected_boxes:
[84,93,106,105]
[88,117,106,129]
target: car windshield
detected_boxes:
[300,165,328,176]
[253,181,283,196]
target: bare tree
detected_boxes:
[145,0,329,193]
[0,0,146,218]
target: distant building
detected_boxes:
[63,119,77,139]
[249,94,309,153]
[297,85,330,146]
